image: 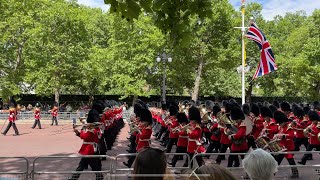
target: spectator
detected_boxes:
[188,164,237,180]
[132,148,173,180]
[242,149,278,180]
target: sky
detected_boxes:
[77,0,320,21]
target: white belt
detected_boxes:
[188,138,201,145]
[83,142,95,145]
[139,139,150,142]
[180,136,188,138]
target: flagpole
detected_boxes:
[241,0,246,105]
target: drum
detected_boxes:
[268,140,286,152]
[255,137,269,149]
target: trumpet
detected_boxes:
[73,122,102,130]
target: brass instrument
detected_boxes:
[216,111,235,127]
[201,108,214,124]
[303,125,313,137]
[73,122,102,130]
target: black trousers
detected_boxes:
[228,150,246,167]
[51,116,58,125]
[206,140,221,154]
[216,144,229,164]
[183,153,204,168]
[32,119,42,129]
[294,138,309,151]
[247,136,257,149]
[171,146,187,167]
[204,132,212,144]
[3,121,19,135]
[301,144,320,164]
[71,157,103,180]
[99,135,107,158]
[276,154,299,176]
[166,138,178,153]
[156,126,166,140]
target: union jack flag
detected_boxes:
[245,23,278,79]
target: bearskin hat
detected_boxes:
[269,105,278,114]
[177,113,189,124]
[291,103,299,110]
[230,107,245,121]
[87,109,100,123]
[195,100,202,107]
[273,100,280,108]
[313,101,320,110]
[212,105,221,116]
[92,100,105,114]
[225,102,235,113]
[229,99,238,106]
[222,100,228,108]
[188,106,201,123]
[303,106,311,115]
[161,103,167,111]
[260,106,273,118]
[263,101,270,107]
[169,105,178,116]
[242,103,250,116]
[257,102,263,108]
[251,103,260,117]
[139,108,152,124]
[274,111,289,124]
[293,106,304,119]
[35,103,41,108]
[280,101,291,112]
[308,110,320,121]
[134,103,144,117]
[205,100,214,110]
[182,100,189,106]
[190,100,196,106]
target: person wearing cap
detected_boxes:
[183,106,205,168]
[31,103,42,129]
[298,110,320,165]
[273,110,299,178]
[50,103,58,126]
[68,109,103,180]
[2,102,19,136]
[227,107,248,167]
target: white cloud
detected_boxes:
[77,0,109,11]
[229,0,320,20]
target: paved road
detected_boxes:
[0,120,320,179]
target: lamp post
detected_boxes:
[156,52,172,103]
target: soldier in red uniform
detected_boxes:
[205,105,222,157]
[51,103,58,126]
[31,103,42,129]
[260,106,278,140]
[136,108,152,152]
[248,103,264,149]
[273,110,299,178]
[183,107,205,168]
[298,110,320,165]
[227,107,248,167]
[68,110,103,180]
[169,113,189,167]
[165,106,179,153]
[2,101,19,136]
[292,106,309,152]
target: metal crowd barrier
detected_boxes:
[114,153,191,180]
[31,155,113,180]
[192,151,320,180]
[0,157,29,180]
[0,112,85,121]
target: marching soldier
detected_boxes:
[183,106,205,168]
[260,106,278,140]
[31,103,42,129]
[273,110,299,178]
[248,103,263,149]
[2,101,19,136]
[169,112,189,167]
[227,107,248,167]
[205,105,222,157]
[68,109,103,180]
[292,106,309,152]
[51,103,58,126]
[165,106,179,153]
[298,110,320,165]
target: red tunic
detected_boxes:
[34,108,41,120]
[210,123,220,141]
[295,118,309,139]
[51,107,58,117]
[307,123,320,145]
[169,117,179,138]
[8,108,16,122]
[136,125,152,152]
[78,129,99,155]
[278,123,295,159]
[220,127,231,145]
[264,118,279,140]
[251,116,264,139]
[230,122,248,152]
[187,123,205,153]
[177,130,188,147]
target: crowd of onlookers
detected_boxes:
[130,147,278,180]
